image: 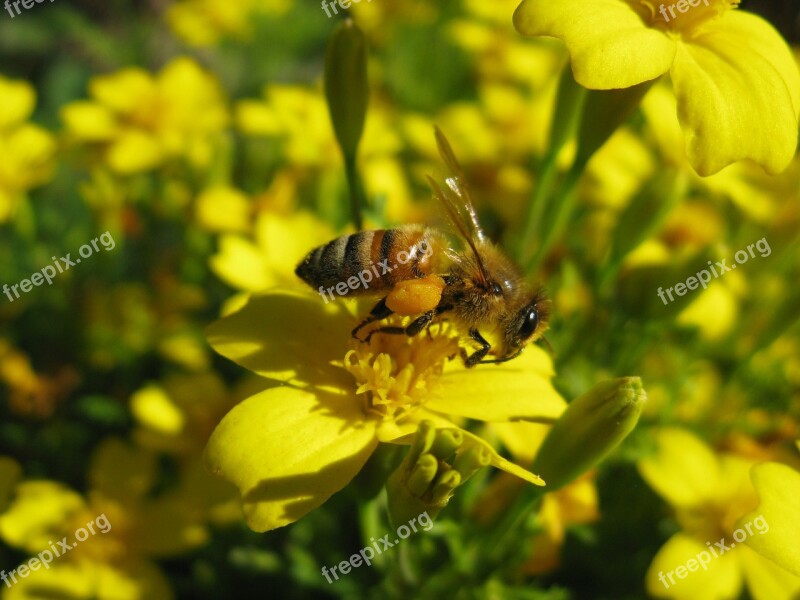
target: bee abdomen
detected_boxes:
[296,231,383,294]
[295,228,438,295]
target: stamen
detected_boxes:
[337,319,461,422]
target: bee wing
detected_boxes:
[426,174,491,287]
[434,126,487,244]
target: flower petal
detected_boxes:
[0,481,85,553]
[210,235,272,292]
[491,452,545,486]
[427,346,566,422]
[0,77,35,129]
[205,289,355,388]
[376,410,456,442]
[195,186,251,233]
[740,544,800,600]
[382,424,545,485]
[735,462,800,578]
[204,386,378,531]
[2,561,173,600]
[671,11,800,175]
[513,0,675,89]
[637,428,721,507]
[489,422,551,463]
[645,533,742,599]
[89,438,157,503]
[106,130,164,173]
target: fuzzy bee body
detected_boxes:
[294,127,550,367]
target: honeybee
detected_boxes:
[295,127,550,367]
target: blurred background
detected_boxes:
[1,0,799,599]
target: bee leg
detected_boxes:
[480,348,523,364]
[363,310,436,344]
[463,328,491,368]
[352,297,393,341]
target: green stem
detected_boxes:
[524,158,586,273]
[466,484,545,578]
[358,494,387,569]
[517,68,587,267]
[517,149,560,264]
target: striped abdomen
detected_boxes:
[295,226,444,296]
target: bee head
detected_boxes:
[502,292,550,356]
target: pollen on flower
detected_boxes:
[337,318,461,422]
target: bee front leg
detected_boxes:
[463,328,491,368]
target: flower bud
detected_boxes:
[386,422,490,528]
[324,19,368,160]
[532,377,645,491]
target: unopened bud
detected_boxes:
[532,377,646,491]
[324,19,368,159]
[386,422,488,528]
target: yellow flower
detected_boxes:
[236,85,335,167]
[0,76,57,223]
[581,127,657,210]
[194,185,251,233]
[642,85,781,222]
[735,461,800,579]
[638,428,800,599]
[204,288,566,531]
[210,210,334,296]
[675,280,739,341]
[167,0,292,47]
[61,57,229,174]
[235,84,416,222]
[131,371,251,457]
[0,439,212,600]
[130,373,257,525]
[513,0,800,175]
[82,280,209,371]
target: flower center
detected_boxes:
[638,0,739,33]
[339,318,461,422]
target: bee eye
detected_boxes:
[491,282,503,295]
[518,307,539,339]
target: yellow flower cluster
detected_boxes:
[1,1,799,597]
[0,77,56,224]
